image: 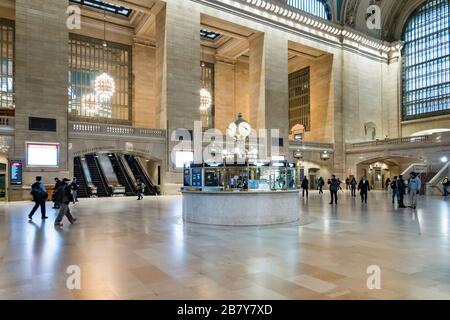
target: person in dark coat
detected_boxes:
[397,175,407,208]
[391,176,399,204]
[54,178,76,227]
[301,177,309,198]
[28,176,48,220]
[358,176,371,203]
[52,177,62,209]
[350,177,357,197]
[317,177,324,194]
[328,175,341,205]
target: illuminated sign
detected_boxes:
[10,160,23,185]
[26,143,59,167]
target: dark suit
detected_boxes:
[358,179,370,203]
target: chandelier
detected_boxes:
[94,72,115,102]
[199,88,212,112]
[94,9,115,102]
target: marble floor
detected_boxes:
[0,191,449,300]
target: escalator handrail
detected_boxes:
[112,154,135,194]
[133,157,158,194]
[87,154,111,196]
[74,157,89,196]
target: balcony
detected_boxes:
[289,140,334,152]
[68,122,166,140]
[0,116,14,136]
[345,133,450,153]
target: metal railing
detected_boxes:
[346,135,430,150]
[69,122,166,139]
[289,140,334,150]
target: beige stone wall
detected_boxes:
[214,60,250,132]
[289,54,334,143]
[133,43,156,128]
[12,0,69,199]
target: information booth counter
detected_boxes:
[181,161,300,226]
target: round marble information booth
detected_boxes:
[181,190,300,226]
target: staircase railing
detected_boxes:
[426,162,450,196]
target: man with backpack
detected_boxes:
[301,176,309,198]
[328,175,341,205]
[28,176,48,220]
[52,177,62,209]
[54,178,77,227]
[397,175,407,208]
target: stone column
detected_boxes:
[155,0,200,187]
[249,31,289,159]
[12,0,69,200]
[133,41,156,129]
[215,60,236,133]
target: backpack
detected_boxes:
[390,181,396,190]
[30,182,48,200]
[330,180,340,192]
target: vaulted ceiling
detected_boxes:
[339,0,430,41]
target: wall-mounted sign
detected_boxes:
[26,143,59,167]
[10,160,23,185]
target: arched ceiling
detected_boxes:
[340,0,428,42]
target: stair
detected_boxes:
[85,154,110,197]
[109,154,135,196]
[73,156,89,198]
[124,155,159,195]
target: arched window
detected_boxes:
[287,0,332,20]
[402,0,450,120]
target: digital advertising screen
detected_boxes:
[26,143,59,167]
[9,160,23,185]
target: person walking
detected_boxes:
[345,178,350,191]
[136,179,145,200]
[397,175,407,208]
[328,175,341,205]
[350,177,357,197]
[28,176,48,221]
[70,178,79,204]
[442,177,450,196]
[54,178,77,227]
[317,177,324,194]
[358,176,371,204]
[391,176,399,205]
[301,176,309,198]
[408,171,421,209]
[385,178,391,191]
[52,177,62,209]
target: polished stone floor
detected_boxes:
[0,191,449,300]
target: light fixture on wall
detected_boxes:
[199,88,212,112]
[320,151,330,161]
[95,8,115,102]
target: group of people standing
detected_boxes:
[299,171,422,209]
[29,176,79,227]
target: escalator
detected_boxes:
[73,156,89,198]
[85,154,110,197]
[109,153,135,196]
[124,155,160,195]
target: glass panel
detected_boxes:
[402,0,450,120]
[0,19,14,113]
[289,67,311,132]
[287,0,331,20]
[68,34,132,125]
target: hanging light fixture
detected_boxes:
[95,8,115,102]
[199,46,211,112]
[199,88,212,111]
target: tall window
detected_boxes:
[289,67,311,132]
[69,34,132,124]
[200,62,215,129]
[0,19,14,114]
[402,0,450,120]
[287,0,332,20]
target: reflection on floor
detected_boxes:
[0,191,449,300]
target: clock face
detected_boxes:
[238,121,251,137]
[227,122,237,137]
